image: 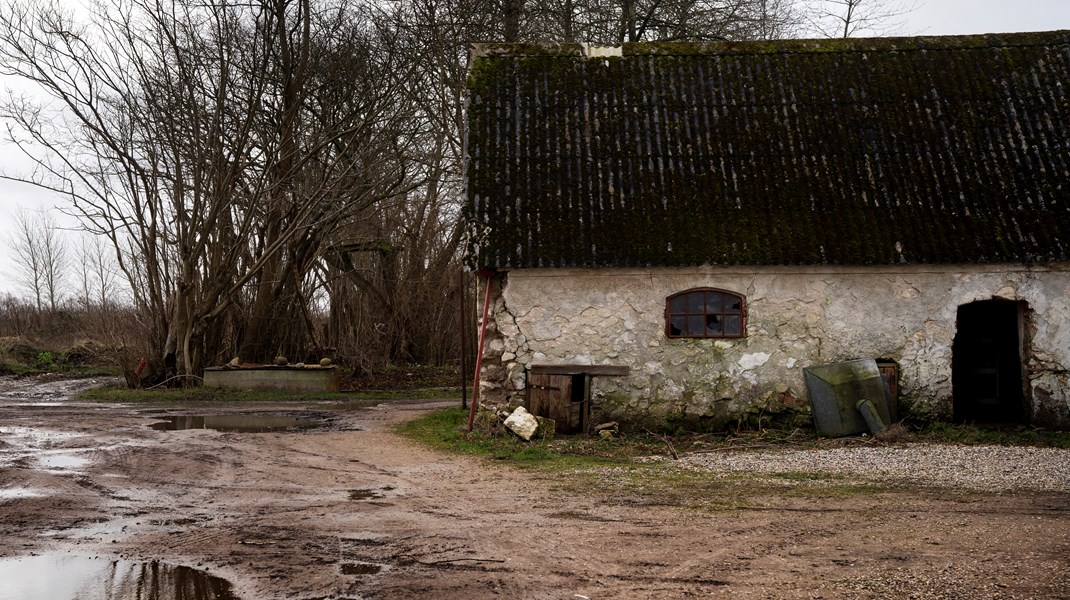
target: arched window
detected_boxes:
[666,288,746,339]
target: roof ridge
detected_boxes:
[470,30,1070,60]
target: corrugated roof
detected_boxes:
[464,32,1070,269]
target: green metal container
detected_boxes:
[804,359,893,437]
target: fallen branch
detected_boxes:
[646,430,679,460]
[145,374,205,390]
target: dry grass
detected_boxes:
[874,423,914,444]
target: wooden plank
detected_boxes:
[528,373,556,420]
[548,375,572,426]
[527,373,573,428]
[528,364,629,376]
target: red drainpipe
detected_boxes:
[467,272,494,432]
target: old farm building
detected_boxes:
[464,32,1070,430]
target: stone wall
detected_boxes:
[476,264,1070,429]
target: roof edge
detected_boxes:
[469,30,1070,60]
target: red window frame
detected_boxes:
[665,288,746,339]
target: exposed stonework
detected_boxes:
[477,264,1070,430]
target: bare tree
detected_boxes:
[518,0,804,43]
[0,0,419,378]
[801,0,918,38]
[6,209,65,312]
[1,0,920,383]
[74,233,117,312]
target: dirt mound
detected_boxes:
[0,337,42,363]
[59,340,109,367]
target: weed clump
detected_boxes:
[873,423,914,444]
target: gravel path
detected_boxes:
[678,444,1070,492]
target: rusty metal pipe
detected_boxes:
[459,268,468,410]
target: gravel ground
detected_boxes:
[677,444,1070,492]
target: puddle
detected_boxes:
[0,555,237,600]
[341,562,383,575]
[150,415,319,433]
[38,454,91,471]
[0,428,87,469]
[0,426,78,443]
[0,487,47,500]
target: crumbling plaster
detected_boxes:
[477,264,1070,428]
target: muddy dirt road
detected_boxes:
[1,377,1068,599]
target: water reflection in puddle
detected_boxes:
[150,415,319,433]
[0,555,237,600]
[0,426,78,443]
[38,454,91,470]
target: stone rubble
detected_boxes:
[594,421,620,439]
[677,444,1070,492]
[503,406,539,441]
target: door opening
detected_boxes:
[952,300,1027,424]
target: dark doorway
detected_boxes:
[952,300,1027,423]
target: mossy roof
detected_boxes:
[464,32,1070,268]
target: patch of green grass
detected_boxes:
[915,422,1070,448]
[396,408,888,511]
[395,407,614,468]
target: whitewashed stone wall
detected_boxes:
[477,264,1070,428]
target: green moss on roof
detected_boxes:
[623,31,1070,56]
[464,31,1070,269]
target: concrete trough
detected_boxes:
[203,365,340,393]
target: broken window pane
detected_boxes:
[726,299,742,314]
[670,316,686,336]
[706,314,723,335]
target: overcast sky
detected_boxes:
[904,0,1070,36]
[1,0,1070,296]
